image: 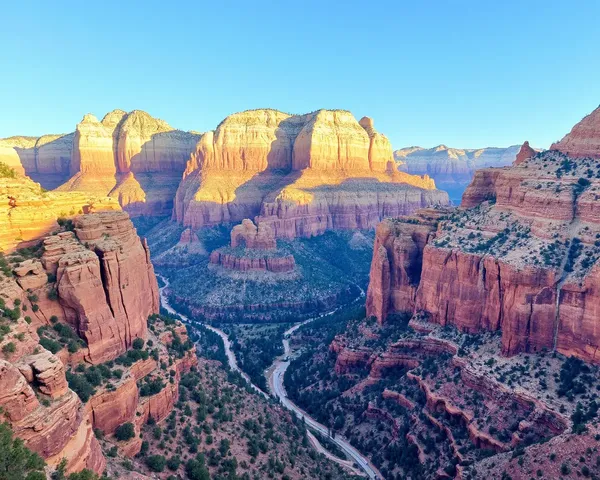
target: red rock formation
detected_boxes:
[231,219,276,249]
[514,141,536,165]
[49,212,159,364]
[174,109,448,235]
[209,251,296,273]
[209,219,296,273]
[0,354,105,475]
[551,105,600,158]
[366,208,449,324]
[366,108,600,362]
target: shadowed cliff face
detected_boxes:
[61,110,201,216]
[174,109,449,237]
[0,134,74,189]
[367,106,600,364]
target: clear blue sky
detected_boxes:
[2,0,599,149]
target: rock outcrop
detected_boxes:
[209,219,295,273]
[367,106,600,363]
[514,141,536,165]
[174,109,448,236]
[2,109,199,216]
[394,144,522,203]
[551,104,600,158]
[48,212,159,363]
[0,324,105,475]
[231,218,276,249]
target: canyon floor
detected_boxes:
[136,216,373,323]
[282,311,600,480]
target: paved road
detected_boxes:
[266,289,384,480]
[157,274,269,399]
[159,274,382,479]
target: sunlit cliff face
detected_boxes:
[174,108,446,234]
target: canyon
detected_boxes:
[394,144,522,203]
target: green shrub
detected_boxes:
[114,422,135,442]
[2,342,16,355]
[146,454,167,472]
[0,422,46,479]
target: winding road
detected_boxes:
[158,274,382,479]
[266,291,384,480]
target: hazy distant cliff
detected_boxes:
[394,144,522,203]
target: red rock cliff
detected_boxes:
[367,106,600,363]
[47,211,160,364]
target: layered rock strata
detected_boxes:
[367,107,600,363]
[60,110,200,215]
[0,134,73,189]
[551,104,600,158]
[174,109,448,236]
[1,172,120,252]
[11,211,159,364]
[0,315,105,474]
[51,212,159,363]
[209,219,295,273]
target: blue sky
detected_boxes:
[1,0,599,149]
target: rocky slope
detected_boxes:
[174,109,448,236]
[368,107,600,364]
[394,144,522,203]
[551,104,600,158]
[0,207,199,476]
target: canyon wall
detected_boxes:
[174,109,449,237]
[0,134,73,189]
[367,105,600,363]
[0,206,190,475]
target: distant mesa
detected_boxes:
[394,144,524,203]
[175,108,448,238]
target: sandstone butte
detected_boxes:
[0,109,200,216]
[173,109,449,238]
[0,209,197,476]
[366,104,600,364]
[209,218,296,273]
